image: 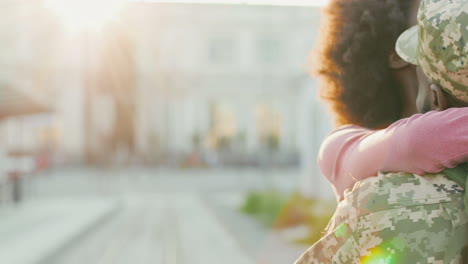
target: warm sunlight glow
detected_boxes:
[45,0,125,32]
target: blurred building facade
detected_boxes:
[0,1,334,197]
[126,3,323,166]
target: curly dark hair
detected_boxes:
[316,0,415,128]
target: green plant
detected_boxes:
[217,136,232,150]
[241,190,337,245]
[276,192,336,245]
[266,133,279,151]
[241,191,263,215]
[240,189,287,227]
[192,132,202,149]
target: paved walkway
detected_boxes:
[0,197,118,264]
[1,168,307,264]
[48,193,255,264]
[205,192,309,264]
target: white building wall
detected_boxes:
[277,96,298,152]
[55,78,85,160]
[298,80,334,199]
[245,102,259,153]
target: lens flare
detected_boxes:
[334,223,348,238]
[360,239,406,264]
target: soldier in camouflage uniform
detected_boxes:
[296,172,466,263]
[295,0,468,263]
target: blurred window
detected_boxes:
[257,36,282,64]
[208,35,237,64]
[207,103,237,150]
[255,103,281,148]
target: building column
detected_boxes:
[298,80,334,199]
[246,101,258,153]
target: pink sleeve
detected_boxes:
[319,107,468,201]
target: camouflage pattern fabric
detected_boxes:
[395,0,468,102]
[395,0,468,214]
[294,172,468,264]
[442,164,468,213]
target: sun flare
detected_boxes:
[45,0,125,32]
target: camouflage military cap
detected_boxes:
[396,0,468,102]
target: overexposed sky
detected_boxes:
[133,0,329,6]
[45,0,326,32]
